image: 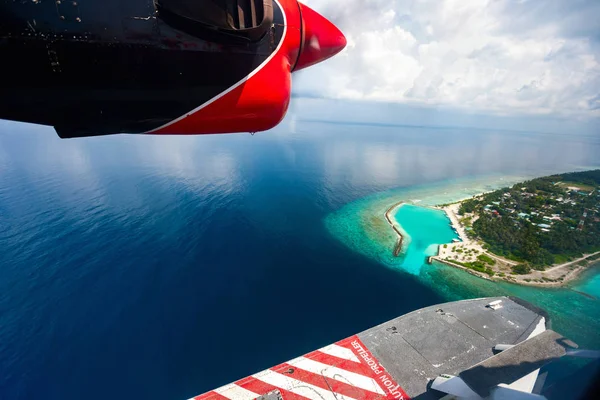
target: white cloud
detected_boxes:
[296,0,600,118]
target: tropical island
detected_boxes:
[325,171,600,351]
[393,170,600,286]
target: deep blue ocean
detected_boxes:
[1,117,599,400]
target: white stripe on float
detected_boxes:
[252,370,348,400]
[318,344,361,363]
[214,383,260,400]
[289,357,386,395]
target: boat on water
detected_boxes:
[190,297,599,400]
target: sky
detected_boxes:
[294,0,600,134]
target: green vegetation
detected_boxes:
[448,259,495,276]
[458,170,600,269]
[477,254,495,265]
[438,202,458,207]
[459,216,472,227]
[459,198,478,214]
[512,264,531,275]
[552,254,572,265]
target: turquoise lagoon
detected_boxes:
[394,204,458,275]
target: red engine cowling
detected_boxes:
[148,0,346,135]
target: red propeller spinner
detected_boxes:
[294,2,347,71]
